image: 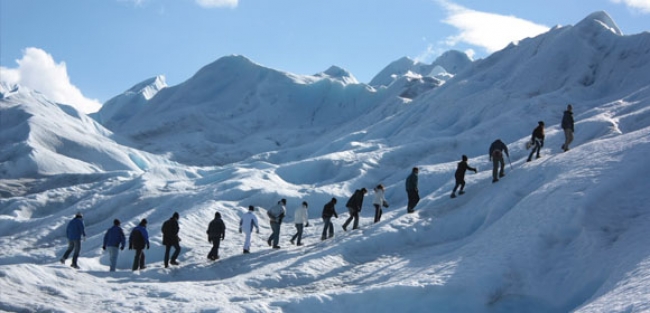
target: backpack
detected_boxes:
[491,149,503,159]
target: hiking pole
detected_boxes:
[507,155,513,170]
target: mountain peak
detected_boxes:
[575,11,623,36]
[316,65,359,84]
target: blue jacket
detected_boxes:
[103,225,126,248]
[66,217,86,240]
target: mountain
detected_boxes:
[369,50,473,87]
[1,11,650,313]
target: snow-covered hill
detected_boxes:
[1,11,650,313]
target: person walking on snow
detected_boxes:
[372,184,387,223]
[239,206,260,254]
[321,198,338,240]
[527,121,545,162]
[60,212,86,269]
[102,219,126,272]
[129,218,150,271]
[267,199,286,249]
[343,188,367,231]
[290,201,309,246]
[161,212,182,268]
[405,167,420,213]
[561,104,574,152]
[489,139,509,183]
[451,155,478,198]
[206,212,226,260]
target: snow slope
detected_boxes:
[1,11,650,313]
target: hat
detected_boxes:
[140,218,148,226]
[302,201,308,208]
[75,212,83,218]
[113,219,120,226]
[214,212,221,218]
[462,155,468,161]
[172,212,179,219]
[280,199,287,205]
[538,121,545,126]
[248,205,255,211]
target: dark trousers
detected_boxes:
[268,221,281,247]
[132,249,145,271]
[453,178,465,193]
[291,224,304,245]
[492,157,505,180]
[321,218,334,239]
[407,189,420,212]
[62,239,81,266]
[343,207,359,230]
[164,243,181,266]
[373,204,382,223]
[207,238,222,259]
[528,140,542,160]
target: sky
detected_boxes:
[1,0,649,113]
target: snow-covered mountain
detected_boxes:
[369,50,473,87]
[1,11,650,313]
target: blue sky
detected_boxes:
[1,0,649,113]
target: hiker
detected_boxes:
[343,188,367,231]
[372,184,387,223]
[562,104,574,152]
[451,155,478,198]
[206,212,226,261]
[290,201,309,246]
[129,218,150,271]
[161,212,181,268]
[489,139,509,183]
[405,167,420,213]
[267,199,286,249]
[239,205,260,254]
[527,121,545,162]
[321,198,338,240]
[102,219,126,272]
[60,212,86,269]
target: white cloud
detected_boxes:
[435,0,549,53]
[611,0,650,13]
[0,48,102,114]
[195,0,238,8]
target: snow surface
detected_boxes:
[1,11,650,313]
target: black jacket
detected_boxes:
[489,140,509,159]
[346,189,365,212]
[206,218,226,240]
[161,218,180,246]
[562,111,574,131]
[455,161,477,180]
[531,125,545,141]
[322,200,338,219]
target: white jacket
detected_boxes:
[373,188,385,205]
[294,205,308,225]
[240,211,259,234]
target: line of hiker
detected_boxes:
[59,104,575,271]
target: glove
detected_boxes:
[540,140,544,147]
[474,169,478,173]
[239,227,242,234]
[120,246,124,251]
[128,244,133,250]
[221,236,225,241]
[102,246,106,250]
[146,244,150,250]
[256,229,260,234]
[305,223,310,227]
[208,238,212,243]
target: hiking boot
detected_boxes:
[290,239,295,245]
[243,249,250,254]
[492,178,499,183]
[297,243,303,246]
[71,264,80,269]
[459,190,465,195]
[499,172,505,178]
[536,155,541,159]
[321,237,326,241]
[60,258,65,264]
[267,239,272,247]
[272,246,281,249]
[526,158,531,162]
[342,225,347,232]
[170,260,179,266]
[450,193,456,199]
